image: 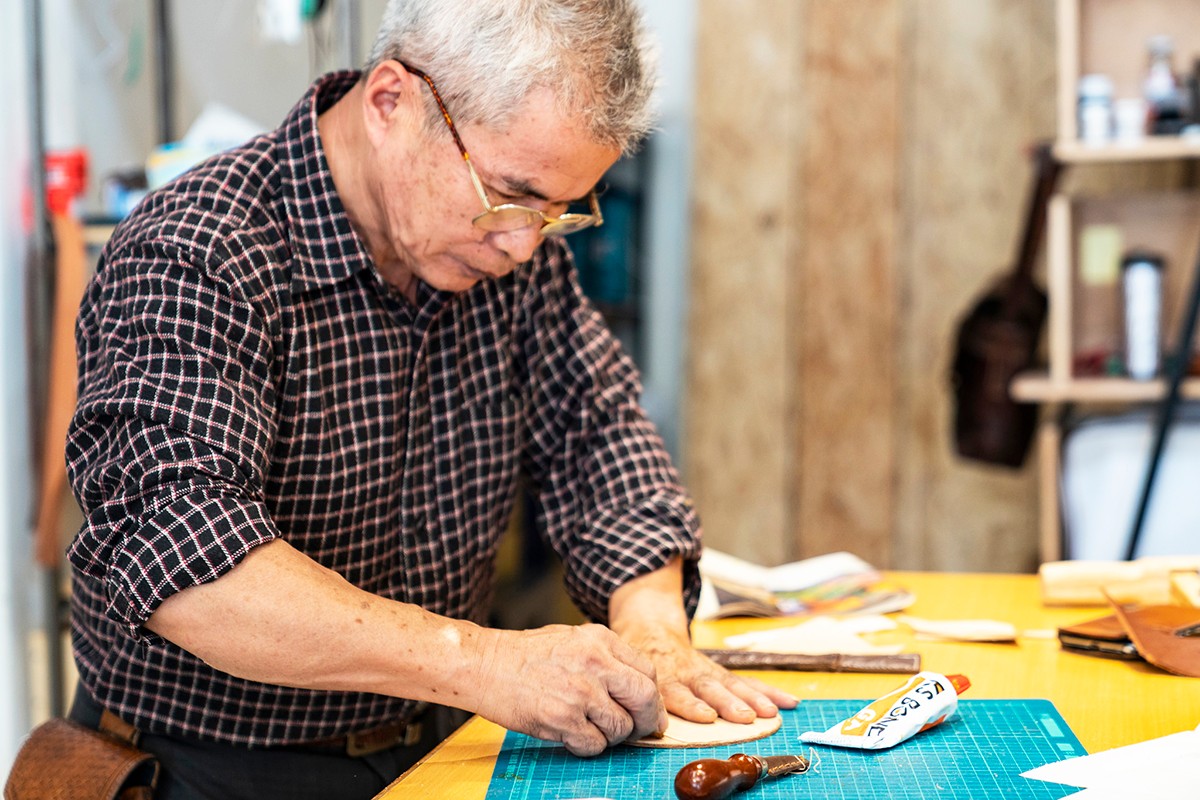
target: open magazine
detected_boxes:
[695,549,915,620]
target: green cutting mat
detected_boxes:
[485,699,1085,799]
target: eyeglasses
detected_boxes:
[400,61,603,237]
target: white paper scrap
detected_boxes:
[898,615,1018,642]
[1021,726,1200,797]
[697,549,875,593]
[723,616,902,656]
[759,551,876,594]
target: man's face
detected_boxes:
[371,78,620,296]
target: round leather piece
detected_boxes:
[627,712,783,748]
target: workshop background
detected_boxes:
[5,0,1196,775]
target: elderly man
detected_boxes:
[64,1,795,797]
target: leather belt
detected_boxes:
[294,719,424,757]
[99,696,423,758]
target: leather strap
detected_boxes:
[100,710,141,748]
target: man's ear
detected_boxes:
[361,60,423,149]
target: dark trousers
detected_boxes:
[68,684,465,800]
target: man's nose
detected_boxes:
[490,225,544,264]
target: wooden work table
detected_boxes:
[375,570,1200,799]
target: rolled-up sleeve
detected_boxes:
[66,241,280,642]
[520,243,702,624]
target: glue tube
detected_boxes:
[799,671,970,750]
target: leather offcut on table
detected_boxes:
[701,649,920,673]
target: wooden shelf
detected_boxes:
[1055,137,1200,163]
[1031,0,1200,563]
[1012,372,1200,403]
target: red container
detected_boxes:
[45,148,89,215]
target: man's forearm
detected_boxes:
[147,538,489,708]
[607,557,691,643]
[150,538,669,753]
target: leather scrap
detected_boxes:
[1104,593,1200,678]
[702,649,921,673]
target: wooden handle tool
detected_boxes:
[673,752,810,800]
[702,649,921,673]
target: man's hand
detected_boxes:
[466,623,667,757]
[608,558,798,724]
[617,621,797,723]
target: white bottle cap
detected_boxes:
[1078,73,1114,100]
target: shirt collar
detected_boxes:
[277,71,373,294]
[276,71,485,320]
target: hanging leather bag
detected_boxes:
[950,141,1062,467]
[4,716,158,800]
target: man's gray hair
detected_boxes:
[364,0,658,154]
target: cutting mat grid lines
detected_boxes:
[485,700,1086,799]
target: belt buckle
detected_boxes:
[345,721,422,757]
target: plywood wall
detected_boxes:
[686,0,1059,572]
[686,0,806,567]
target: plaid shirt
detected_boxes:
[66,71,701,747]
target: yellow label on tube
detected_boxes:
[799,672,968,750]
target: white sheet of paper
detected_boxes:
[898,614,1018,642]
[1021,727,1200,797]
[722,615,902,655]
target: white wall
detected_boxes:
[46,0,386,210]
[1,0,40,777]
[638,0,696,461]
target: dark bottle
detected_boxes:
[1143,35,1187,134]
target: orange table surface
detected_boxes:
[376,570,1200,799]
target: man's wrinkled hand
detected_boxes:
[620,624,799,724]
[468,623,667,756]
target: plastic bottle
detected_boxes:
[1121,250,1164,381]
[1078,73,1114,143]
